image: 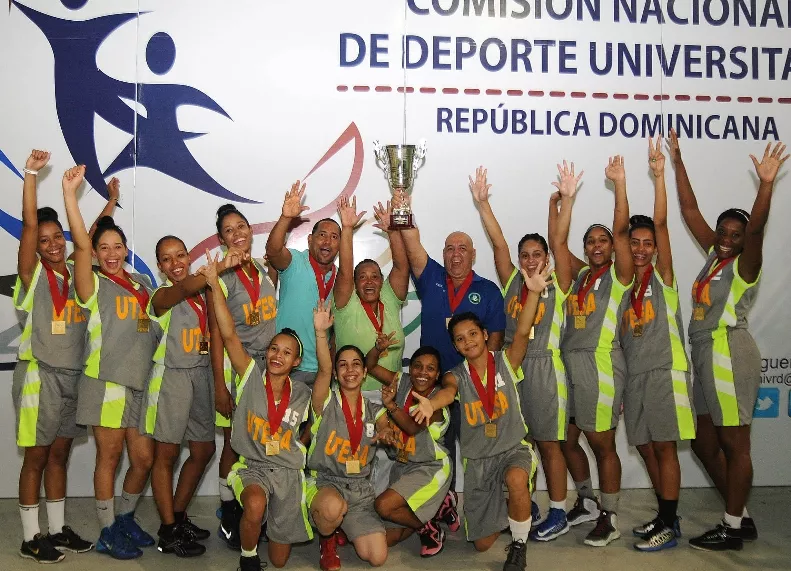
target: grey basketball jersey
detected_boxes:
[452,351,528,460]
[148,287,210,370]
[619,269,689,375]
[688,250,759,343]
[503,269,567,356]
[232,361,311,469]
[390,373,449,464]
[14,260,86,370]
[218,259,277,357]
[307,390,385,479]
[78,271,159,390]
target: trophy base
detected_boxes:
[390,213,414,229]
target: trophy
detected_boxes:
[372,139,427,229]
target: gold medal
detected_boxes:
[633,322,643,337]
[529,326,535,340]
[249,311,260,326]
[484,422,497,438]
[265,440,280,456]
[199,339,209,355]
[345,459,360,474]
[693,306,705,321]
[137,316,150,332]
[51,320,66,335]
[574,315,586,329]
[396,449,409,464]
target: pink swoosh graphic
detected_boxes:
[189,121,364,261]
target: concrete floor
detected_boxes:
[1,488,789,570]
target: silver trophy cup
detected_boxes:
[372,139,427,229]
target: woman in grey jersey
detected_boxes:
[468,165,574,542]
[210,203,279,549]
[13,151,102,563]
[669,130,788,551]
[620,138,696,552]
[553,157,634,548]
[63,166,159,560]
[199,254,313,571]
[144,237,238,557]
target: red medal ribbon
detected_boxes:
[185,294,208,336]
[41,261,70,318]
[446,272,474,314]
[235,263,261,308]
[340,391,364,455]
[264,372,292,436]
[101,271,150,316]
[695,257,734,303]
[469,351,497,419]
[630,265,653,320]
[401,389,415,443]
[309,255,337,302]
[362,300,385,333]
[577,262,612,311]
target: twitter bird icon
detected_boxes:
[754,388,779,418]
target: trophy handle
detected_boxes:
[372,140,389,171]
[413,138,427,174]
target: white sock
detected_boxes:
[46,499,65,535]
[549,500,566,512]
[219,477,235,502]
[509,517,532,543]
[19,504,40,542]
[742,507,750,519]
[241,546,258,558]
[96,499,115,529]
[723,512,742,529]
[118,489,141,516]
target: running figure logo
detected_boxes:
[11,0,260,203]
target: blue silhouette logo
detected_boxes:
[754,387,779,419]
[11,1,259,204]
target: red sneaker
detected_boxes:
[436,491,461,532]
[319,534,341,571]
[418,519,446,558]
[335,528,349,547]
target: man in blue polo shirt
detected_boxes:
[401,225,506,510]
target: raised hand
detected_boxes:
[605,155,626,184]
[374,331,398,353]
[468,166,491,203]
[381,378,397,407]
[522,264,553,294]
[750,141,789,184]
[106,177,121,203]
[648,136,666,177]
[337,195,366,228]
[61,165,86,196]
[409,391,434,426]
[372,200,394,233]
[549,191,561,207]
[666,128,682,164]
[551,160,583,199]
[195,249,221,286]
[313,299,334,332]
[282,180,309,219]
[25,149,51,172]
[221,246,249,271]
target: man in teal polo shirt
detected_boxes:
[266,181,340,385]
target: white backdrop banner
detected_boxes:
[0,0,789,497]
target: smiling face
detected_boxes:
[714,218,746,260]
[93,229,128,276]
[335,347,367,392]
[37,221,67,266]
[354,262,384,304]
[629,227,656,270]
[451,318,488,361]
[518,239,548,277]
[409,354,441,396]
[219,212,252,254]
[308,220,341,266]
[156,238,190,284]
[443,232,475,280]
[584,227,614,269]
[266,333,302,376]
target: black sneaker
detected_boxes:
[180,516,210,542]
[239,553,268,571]
[689,523,743,552]
[48,526,95,553]
[157,524,206,557]
[633,516,681,539]
[567,496,601,527]
[733,517,757,542]
[20,533,66,563]
[218,502,242,550]
[503,540,527,571]
[584,511,621,547]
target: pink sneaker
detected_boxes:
[418,520,445,558]
[436,491,461,532]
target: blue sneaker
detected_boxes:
[531,502,542,525]
[633,516,681,539]
[96,523,143,560]
[117,512,155,547]
[529,508,570,542]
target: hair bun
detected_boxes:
[216,204,237,219]
[36,207,59,224]
[96,215,116,229]
[629,214,654,227]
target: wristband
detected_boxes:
[23,168,38,176]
